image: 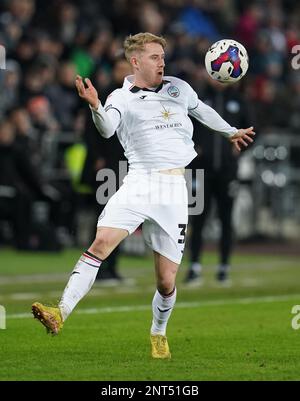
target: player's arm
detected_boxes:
[75,75,120,138]
[188,99,255,152]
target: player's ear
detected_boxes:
[130,55,139,69]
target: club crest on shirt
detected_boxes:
[167,85,180,98]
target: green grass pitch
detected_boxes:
[1,248,300,381]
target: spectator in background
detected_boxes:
[0,119,59,249]
[13,34,36,73]
[0,0,35,51]
[250,77,284,132]
[235,3,264,52]
[46,61,83,131]
[185,77,254,285]
[0,60,21,117]
[26,95,59,138]
[9,106,38,160]
[71,29,112,78]
[138,2,165,35]
[34,32,64,61]
[56,2,79,47]
[20,66,47,104]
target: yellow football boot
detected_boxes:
[32,302,63,335]
[150,334,171,359]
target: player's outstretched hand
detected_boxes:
[75,75,99,109]
[229,126,255,152]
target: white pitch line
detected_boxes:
[0,273,69,284]
[6,293,300,320]
[0,259,298,285]
[0,286,140,302]
[10,293,41,300]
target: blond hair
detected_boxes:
[124,32,166,62]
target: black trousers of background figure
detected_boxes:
[189,170,237,266]
[0,192,31,249]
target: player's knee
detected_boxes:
[157,278,174,295]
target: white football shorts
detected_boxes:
[97,170,188,264]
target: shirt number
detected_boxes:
[178,224,187,244]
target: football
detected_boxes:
[205,39,249,83]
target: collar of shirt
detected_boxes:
[123,75,170,93]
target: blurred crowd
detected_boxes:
[0,0,299,249]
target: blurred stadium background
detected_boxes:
[1,0,300,251]
[1,0,300,381]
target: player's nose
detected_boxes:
[159,57,165,67]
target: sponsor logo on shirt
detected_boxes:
[155,122,183,130]
[154,104,178,121]
[153,103,182,129]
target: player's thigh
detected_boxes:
[91,226,128,254]
[142,214,187,266]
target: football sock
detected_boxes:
[151,287,177,336]
[190,262,202,274]
[59,251,102,321]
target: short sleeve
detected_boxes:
[103,89,125,123]
[186,83,199,111]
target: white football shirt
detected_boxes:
[91,75,238,171]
